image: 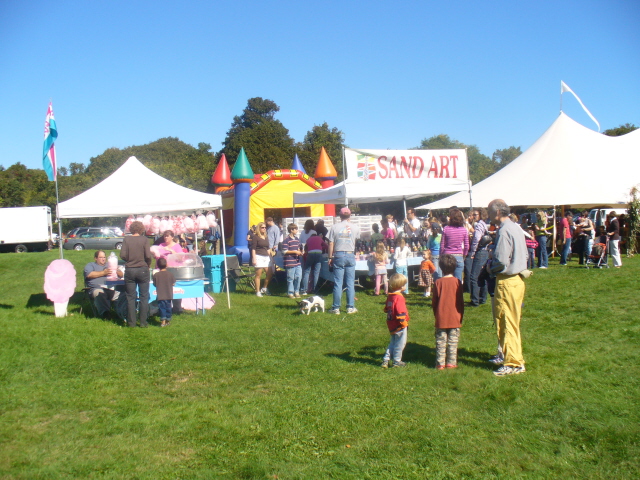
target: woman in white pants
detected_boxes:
[606,212,622,267]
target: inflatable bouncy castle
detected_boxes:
[211,147,338,263]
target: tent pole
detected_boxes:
[55,178,63,259]
[219,208,231,309]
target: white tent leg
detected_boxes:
[219,208,231,309]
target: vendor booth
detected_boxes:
[58,156,231,308]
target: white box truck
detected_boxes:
[0,206,53,253]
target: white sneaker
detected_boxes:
[488,355,504,365]
[346,307,358,314]
[493,365,525,376]
[328,308,340,315]
[256,292,263,297]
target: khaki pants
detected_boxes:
[495,274,526,367]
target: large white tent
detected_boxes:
[58,156,230,308]
[58,156,222,217]
[417,113,640,210]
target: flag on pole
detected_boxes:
[560,81,600,132]
[43,102,58,181]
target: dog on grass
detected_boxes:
[298,296,325,315]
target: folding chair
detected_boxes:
[223,256,256,293]
[82,288,99,317]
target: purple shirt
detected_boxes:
[441,225,470,256]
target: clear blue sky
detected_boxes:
[1,0,638,172]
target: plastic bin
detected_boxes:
[202,255,236,293]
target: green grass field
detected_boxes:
[1,250,639,479]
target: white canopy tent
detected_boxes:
[417,113,640,210]
[294,148,471,207]
[58,156,230,308]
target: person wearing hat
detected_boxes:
[327,206,361,315]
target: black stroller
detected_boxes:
[585,236,609,269]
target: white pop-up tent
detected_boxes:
[417,113,640,210]
[58,156,222,217]
[294,148,471,206]
[58,156,231,308]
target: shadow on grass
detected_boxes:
[0,303,14,309]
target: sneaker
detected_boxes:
[288,294,295,299]
[425,292,430,297]
[445,364,457,369]
[299,291,306,296]
[539,266,547,269]
[346,307,358,314]
[294,293,301,298]
[488,355,504,365]
[380,360,389,368]
[392,361,406,368]
[328,308,340,315]
[256,292,263,298]
[262,289,272,296]
[493,365,526,376]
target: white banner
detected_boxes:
[344,148,469,185]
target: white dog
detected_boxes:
[298,296,325,315]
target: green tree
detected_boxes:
[416,134,498,185]
[297,122,346,179]
[603,123,638,137]
[218,98,296,173]
[492,146,522,168]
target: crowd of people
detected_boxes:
[85,204,629,376]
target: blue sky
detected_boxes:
[1,0,638,172]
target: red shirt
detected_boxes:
[432,276,464,329]
[384,292,409,334]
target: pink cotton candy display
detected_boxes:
[159,218,168,233]
[125,215,134,233]
[44,259,77,303]
[151,217,161,235]
[197,214,208,231]
[206,212,217,227]
[172,216,184,235]
[183,215,195,234]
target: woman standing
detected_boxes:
[533,210,551,269]
[251,222,273,296]
[607,211,622,267]
[440,208,469,282]
[120,220,152,328]
[299,219,317,247]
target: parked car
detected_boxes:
[66,226,123,239]
[63,227,124,251]
[589,208,628,228]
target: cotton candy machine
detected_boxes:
[166,253,205,280]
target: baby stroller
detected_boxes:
[585,237,609,269]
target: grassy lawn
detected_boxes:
[1,250,639,479]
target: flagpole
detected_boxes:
[55,176,64,259]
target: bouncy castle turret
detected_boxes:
[314,147,338,217]
[211,153,233,194]
[291,153,306,174]
[229,148,254,263]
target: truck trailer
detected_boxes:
[0,206,54,253]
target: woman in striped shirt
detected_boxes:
[440,208,469,282]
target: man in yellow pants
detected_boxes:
[488,199,528,376]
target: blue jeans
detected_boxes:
[286,265,302,295]
[536,235,549,268]
[332,252,356,310]
[463,254,474,292]
[158,299,172,320]
[431,255,441,280]
[395,265,409,294]
[469,249,488,306]
[382,327,408,365]
[453,255,464,282]
[560,239,571,265]
[301,252,323,294]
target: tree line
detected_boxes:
[1,96,636,222]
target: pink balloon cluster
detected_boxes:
[124,212,220,235]
[44,259,77,303]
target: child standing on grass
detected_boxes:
[282,223,303,298]
[381,273,410,368]
[373,241,389,296]
[417,249,436,297]
[153,257,175,327]
[393,238,411,294]
[432,254,464,369]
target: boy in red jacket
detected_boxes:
[381,273,410,368]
